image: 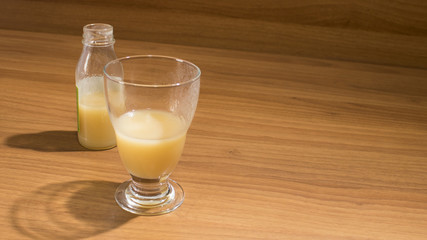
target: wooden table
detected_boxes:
[1,28,427,239]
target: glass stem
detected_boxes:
[126,175,172,206]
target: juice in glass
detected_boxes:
[114,110,186,179]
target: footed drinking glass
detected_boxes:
[103,55,200,215]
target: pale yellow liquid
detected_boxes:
[114,110,187,179]
[78,93,116,149]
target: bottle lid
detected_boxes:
[82,23,115,46]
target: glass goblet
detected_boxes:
[104,55,200,215]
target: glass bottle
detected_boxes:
[75,23,117,150]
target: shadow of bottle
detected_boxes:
[11,180,136,239]
[5,130,87,152]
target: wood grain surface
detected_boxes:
[1,0,427,68]
[1,27,427,239]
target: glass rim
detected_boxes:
[103,55,201,88]
[83,23,113,32]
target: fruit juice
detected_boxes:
[114,110,187,179]
[78,92,116,149]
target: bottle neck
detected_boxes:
[82,23,115,46]
[82,43,115,49]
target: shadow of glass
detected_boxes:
[5,131,87,152]
[11,181,136,239]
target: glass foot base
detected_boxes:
[115,179,184,216]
